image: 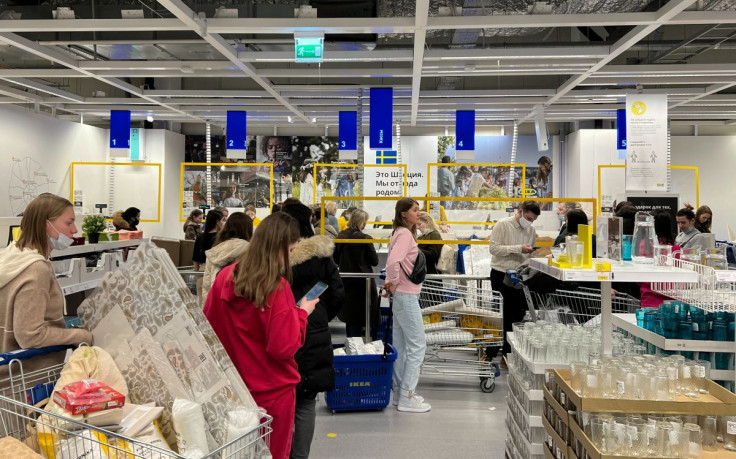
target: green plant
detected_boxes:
[82,214,106,234]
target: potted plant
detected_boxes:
[82,214,106,244]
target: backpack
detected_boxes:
[400,250,426,284]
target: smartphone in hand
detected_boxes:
[298,281,329,306]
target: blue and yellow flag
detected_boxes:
[376,150,397,165]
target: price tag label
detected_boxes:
[729,421,736,435]
[565,271,611,281]
[716,271,736,282]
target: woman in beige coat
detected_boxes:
[0,194,92,380]
[201,212,254,303]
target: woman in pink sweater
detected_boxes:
[383,198,430,413]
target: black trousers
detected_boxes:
[491,269,528,356]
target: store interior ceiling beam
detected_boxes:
[579,76,736,85]
[669,83,736,109]
[0,33,203,122]
[155,0,312,125]
[410,0,430,127]
[0,11,732,36]
[0,83,44,102]
[0,77,83,102]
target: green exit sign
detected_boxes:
[295,37,323,63]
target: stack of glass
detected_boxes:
[569,354,712,401]
[513,322,648,365]
[582,414,733,457]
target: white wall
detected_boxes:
[566,129,736,240]
[0,104,184,240]
[671,136,736,240]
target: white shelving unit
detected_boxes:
[505,332,562,459]
[528,258,699,354]
[51,239,144,258]
[613,313,736,382]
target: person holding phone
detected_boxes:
[204,212,317,459]
[280,203,345,459]
[384,198,431,413]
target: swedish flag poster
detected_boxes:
[376,150,397,165]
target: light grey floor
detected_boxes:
[308,323,509,459]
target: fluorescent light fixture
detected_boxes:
[53,7,75,19]
[287,116,293,123]
[146,115,154,122]
[311,117,317,123]
[214,7,238,18]
[121,9,144,19]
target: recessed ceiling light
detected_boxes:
[287,116,293,123]
[146,115,154,122]
[311,117,317,123]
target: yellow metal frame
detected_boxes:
[70,161,162,222]
[311,163,408,206]
[180,162,274,221]
[321,196,597,245]
[426,163,529,224]
[597,165,700,215]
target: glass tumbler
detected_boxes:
[626,419,649,457]
[589,417,608,454]
[696,359,712,394]
[569,361,587,395]
[581,365,601,398]
[700,416,718,452]
[684,423,702,458]
[724,416,736,451]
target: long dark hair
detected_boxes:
[566,209,588,235]
[392,198,419,235]
[204,209,224,233]
[281,203,315,239]
[232,212,300,309]
[215,212,253,245]
[653,211,675,245]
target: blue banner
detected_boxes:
[109,110,131,149]
[338,111,357,152]
[370,88,392,149]
[617,108,627,159]
[226,111,248,151]
[456,110,475,151]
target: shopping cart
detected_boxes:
[418,279,503,393]
[521,285,640,325]
[0,348,272,459]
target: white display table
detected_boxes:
[528,258,700,354]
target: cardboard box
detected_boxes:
[152,237,180,266]
[179,239,195,267]
[53,386,125,416]
[554,369,736,416]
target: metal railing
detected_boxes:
[177,267,490,342]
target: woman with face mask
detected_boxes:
[0,193,93,382]
[417,212,443,275]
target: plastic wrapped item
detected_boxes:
[367,340,385,354]
[222,406,264,459]
[344,337,369,355]
[171,399,209,458]
[58,430,109,459]
[63,380,108,398]
[333,348,347,356]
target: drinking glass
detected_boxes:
[589,417,608,454]
[696,359,711,394]
[700,416,718,452]
[626,418,649,457]
[651,421,673,456]
[581,365,601,398]
[568,241,585,268]
[569,361,587,395]
[654,244,673,266]
[683,361,700,398]
[724,416,736,451]
[684,423,702,458]
[622,234,633,261]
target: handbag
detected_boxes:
[400,250,426,284]
[436,244,457,274]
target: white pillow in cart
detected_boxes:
[425,330,474,346]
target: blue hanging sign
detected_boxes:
[226,111,247,153]
[109,110,131,150]
[370,88,393,149]
[456,110,475,151]
[617,108,627,159]
[338,111,357,153]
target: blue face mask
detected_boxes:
[48,220,74,250]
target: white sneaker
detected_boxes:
[397,394,431,413]
[392,391,424,406]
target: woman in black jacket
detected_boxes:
[281,203,345,459]
[334,209,379,338]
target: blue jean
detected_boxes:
[391,291,426,392]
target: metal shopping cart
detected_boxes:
[0,348,272,459]
[418,278,503,393]
[522,285,640,325]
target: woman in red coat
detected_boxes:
[204,212,318,459]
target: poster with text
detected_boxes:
[626,94,668,191]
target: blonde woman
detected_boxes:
[417,212,443,274]
[0,194,92,380]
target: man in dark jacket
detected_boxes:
[281,203,345,459]
[333,209,380,338]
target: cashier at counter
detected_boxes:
[675,206,715,250]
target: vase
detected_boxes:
[88,232,100,244]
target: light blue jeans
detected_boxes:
[391,291,426,392]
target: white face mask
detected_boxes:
[419,227,431,236]
[558,213,566,223]
[48,220,74,250]
[518,216,533,229]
